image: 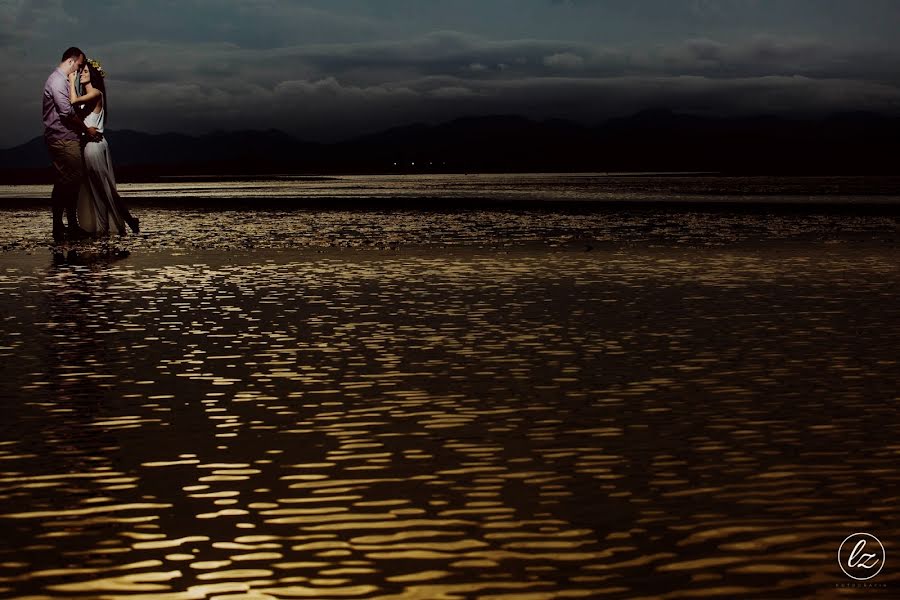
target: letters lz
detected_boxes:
[848,540,881,570]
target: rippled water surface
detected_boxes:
[0,174,899,597]
[2,174,900,253]
[0,244,898,598]
[3,173,900,201]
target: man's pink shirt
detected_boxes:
[43,67,79,143]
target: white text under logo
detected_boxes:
[838,533,886,581]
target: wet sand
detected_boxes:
[1,238,899,598]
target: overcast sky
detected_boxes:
[3,0,900,147]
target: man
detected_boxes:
[42,47,101,241]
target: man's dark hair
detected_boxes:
[61,47,84,62]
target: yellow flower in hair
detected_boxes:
[87,58,107,78]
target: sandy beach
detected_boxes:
[0,213,899,598]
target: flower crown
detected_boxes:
[86,58,106,78]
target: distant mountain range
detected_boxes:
[2,110,900,181]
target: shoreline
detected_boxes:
[3,196,900,217]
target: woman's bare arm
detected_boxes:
[68,72,101,105]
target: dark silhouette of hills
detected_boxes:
[0,129,323,176]
[2,110,900,182]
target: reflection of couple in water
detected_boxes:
[43,46,139,242]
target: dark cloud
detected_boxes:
[2,0,899,147]
[107,67,900,143]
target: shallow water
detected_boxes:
[2,174,899,253]
[3,173,900,201]
[0,246,898,598]
[1,174,898,597]
[0,204,898,255]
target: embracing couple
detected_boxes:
[42,47,139,242]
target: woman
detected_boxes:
[68,59,139,235]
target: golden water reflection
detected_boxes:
[1,202,899,253]
[0,247,898,598]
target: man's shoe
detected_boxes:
[128,217,140,234]
[52,227,66,242]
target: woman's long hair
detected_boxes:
[84,62,108,121]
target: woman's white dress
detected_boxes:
[77,100,127,234]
